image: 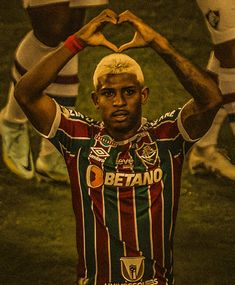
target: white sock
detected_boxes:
[3,30,78,123]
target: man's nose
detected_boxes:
[113,92,126,106]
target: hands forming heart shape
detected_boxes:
[76,9,159,53]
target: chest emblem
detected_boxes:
[136,142,158,166]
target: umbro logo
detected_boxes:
[90,147,110,158]
[88,147,110,163]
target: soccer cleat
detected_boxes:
[188,145,235,181]
[35,150,69,184]
[0,114,34,179]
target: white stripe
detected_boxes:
[133,187,139,252]
[106,227,112,283]
[147,186,155,277]
[168,150,175,274]
[177,104,200,142]
[88,186,98,285]
[129,140,139,253]
[161,179,165,275]
[101,144,112,282]
[156,133,181,142]
[117,187,127,255]
[77,149,88,279]
[58,143,76,157]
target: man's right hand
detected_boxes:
[118,10,170,54]
[75,9,118,52]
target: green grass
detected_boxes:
[0,1,235,284]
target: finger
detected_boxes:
[101,37,119,52]
[119,31,147,52]
[89,10,117,33]
[118,11,130,24]
[118,10,139,25]
[100,9,118,25]
[118,41,137,53]
[101,9,118,19]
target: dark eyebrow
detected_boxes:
[98,87,115,92]
[122,86,138,89]
[98,85,139,92]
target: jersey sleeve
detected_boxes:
[40,102,97,155]
[152,108,200,156]
[177,107,201,142]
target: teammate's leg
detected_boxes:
[0,1,83,181]
[188,52,235,180]
[219,67,235,135]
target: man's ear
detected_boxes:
[141,87,149,105]
[91,91,99,109]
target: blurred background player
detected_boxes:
[188,0,235,180]
[0,0,109,182]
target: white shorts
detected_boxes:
[196,0,235,44]
[22,0,109,8]
[206,51,235,94]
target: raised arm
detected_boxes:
[14,9,118,136]
[118,11,223,139]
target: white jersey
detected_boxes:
[23,0,109,8]
[196,0,235,44]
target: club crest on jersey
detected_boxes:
[120,256,145,282]
[136,142,158,166]
[206,10,220,29]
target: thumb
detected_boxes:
[118,32,146,52]
[101,37,119,52]
[118,41,136,53]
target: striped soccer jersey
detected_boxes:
[50,105,195,285]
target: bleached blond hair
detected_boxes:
[93,53,145,89]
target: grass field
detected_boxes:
[0,0,235,284]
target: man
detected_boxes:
[188,0,235,180]
[14,9,222,285]
[0,0,108,182]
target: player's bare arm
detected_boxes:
[118,10,223,139]
[14,9,118,136]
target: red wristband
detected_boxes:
[64,35,85,54]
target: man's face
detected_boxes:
[92,73,149,140]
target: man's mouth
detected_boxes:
[111,110,129,120]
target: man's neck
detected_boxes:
[104,118,146,142]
